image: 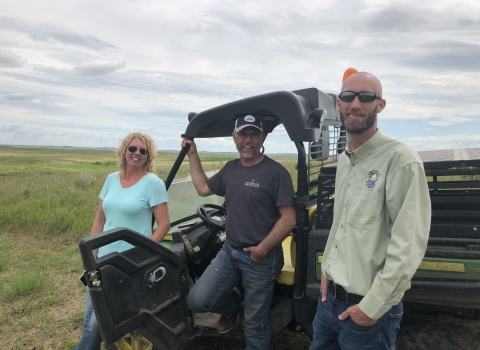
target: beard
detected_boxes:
[236,143,258,159]
[339,105,377,134]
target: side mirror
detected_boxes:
[309,108,326,128]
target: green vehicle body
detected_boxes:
[313,148,480,312]
[316,255,480,282]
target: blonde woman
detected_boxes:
[76,132,170,350]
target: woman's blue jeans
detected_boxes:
[310,285,403,350]
[75,288,102,350]
[187,241,284,350]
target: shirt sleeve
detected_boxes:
[359,162,431,319]
[149,176,168,207]
[99,173,114,200]
[271,167,295,207]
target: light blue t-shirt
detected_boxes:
[97,172,168,258]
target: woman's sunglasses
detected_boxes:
[127,146,148,155]
[338,91,382,103]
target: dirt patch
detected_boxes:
[397,314,480,350]
[182,329,311,350]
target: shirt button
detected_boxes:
[348,183,350,187]
[335,244,338,249]
[340,224,343,228]
[328,264,331,267]
[344,204,347,208]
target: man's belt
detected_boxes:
[331,281,363,304]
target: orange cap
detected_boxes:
[342,68,358,83]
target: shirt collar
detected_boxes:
[345,129,385,164]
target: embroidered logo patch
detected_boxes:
[244,115,255,122]
[366,170,379,188]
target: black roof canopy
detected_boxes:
[183,88,337,143]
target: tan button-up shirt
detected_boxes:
[322,129,431,320]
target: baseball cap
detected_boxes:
[234,115,263,133]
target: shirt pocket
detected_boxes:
[347,187,383,231]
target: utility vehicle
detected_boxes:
[79,88,480,349]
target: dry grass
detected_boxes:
[0,146,302,349]
[0,233,85,349]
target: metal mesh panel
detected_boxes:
[307,125,346,204]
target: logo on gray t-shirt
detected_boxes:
[245,179,260,188]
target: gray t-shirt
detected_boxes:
[207,156,295,248]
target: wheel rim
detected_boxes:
[114,331,153,350]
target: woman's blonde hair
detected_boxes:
[116,132,157,178]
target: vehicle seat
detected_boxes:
[277,235,296,285]
[276,205,317,286]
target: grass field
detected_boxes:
[0,146,307,349]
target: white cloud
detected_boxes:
[72,61,126,76]
[0,48,24,67]
[408,134,480,151]
[0,0,479,152]
[427,116,474,127]
[5,92,33,100]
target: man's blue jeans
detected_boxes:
[75,288,102,350]
[187,241,284,350]
[310,285,403,350]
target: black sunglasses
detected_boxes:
[338,91,382,103]
[127,146,148,155]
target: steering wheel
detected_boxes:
[196,204,226,230]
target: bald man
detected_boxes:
[309,72,431,349]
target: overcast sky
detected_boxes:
[1,0,479,153]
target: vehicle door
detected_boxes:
[79,228,193,350]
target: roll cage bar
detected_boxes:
[164,87,339,299]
